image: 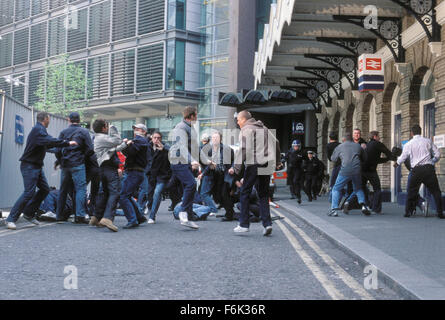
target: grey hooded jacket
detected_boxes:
[94,125,128,167]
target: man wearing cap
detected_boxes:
[119,123,149,228]
[285,140,304,203]
[55,112,94,224]
[5,112,77,230]
[302,150,321,201]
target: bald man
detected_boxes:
[228,111,282,236]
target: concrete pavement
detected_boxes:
[276,192,445,300]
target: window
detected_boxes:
[89,1,111,47]
[67,8,88,52]
[15,0,30,21]
[139,0,165,35]
[166,40,185,90]
[30,22,47,61]
[48,16,66,57]
[12,73,25,103]
[0,33,13,68]
[32,0,49,16]
[111,120,135,139]
[49,0,66,10]
[112,0,137,41]
[111,49,135,96]
[137,44,164,93]
[0,0,14,27]
[28,69,45,106]
[168,0,185,30]
[13,28,29,65]
[0,77,11,96]
[88,55,109,99]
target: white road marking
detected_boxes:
[274,218,345,300]
[272,207,375,300]
[0,222,56,237]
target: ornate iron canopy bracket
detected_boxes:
[332,15,405,62]
[304,54,358,90]
[281,86,322,112]
[294,67,345,99]
[390,0,441,42]
[316,37,377,55]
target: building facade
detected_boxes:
[0,0,203,138]
[254,0,445,204]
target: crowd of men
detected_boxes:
[5,108,282,236]
[322,126,443,218]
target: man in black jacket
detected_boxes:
[361,131,396,213]
[145,131,171,223]
[285,140,304,203]
[302,151,321,201]
[326,132,341,203]
[119,123,149,229]
[5,112,76,230]
[55,112,94,224]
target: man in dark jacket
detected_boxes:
[285,140,304,203]
[361,131,396,213]
[302,151,320,201]
[119,123,149,229]
[145,131,171,223]
[326,131,341,203]
[5,112,76,230]
[55,112,94,224]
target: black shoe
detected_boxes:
[327,209,338,217]
[360,204,371,216]
[123,222,139,229]
[221,216,234,222]
[297,198,301,204]
[168,206,174,212]
[313,196,317,201]
[404,212,412,218]
[138,216,147,224]
[56,217,68,224]
[308,199,312,202]
[73,216,90,224]
[343,202,350,214]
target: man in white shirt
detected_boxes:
[395,125,444,218]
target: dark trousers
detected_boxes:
[406,164,443,215]
[213,170,234,218]
[239,165,271,228]
[7,162,50,222]
[95,166,121,220]
[362,170,382,213]
[304,173,318,200]
[119,170,145,224]
[171,164,196,216]
[167,175,183,209]
[292,169,303,200]
[86,166,100,215]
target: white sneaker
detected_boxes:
[23,215,40,225]
[263,226,272,236]
[179,211,188,223]
[42,211,56,219]
[181,220,199,229]
[209,212,216,217]
[148,218,155,224]
[144,207,149,215]
[233,225,249,233]
[7,222,16,230]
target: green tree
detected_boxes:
[34,54,87,117]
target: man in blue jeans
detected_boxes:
[329,132,371,217]
[119,123,149,229]
[6,112,76,230]
[169,106,210,230]
[229,111,282,236]
[55,112,94,224]
[145,131,171,223]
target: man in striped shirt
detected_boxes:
[395,125,444,218]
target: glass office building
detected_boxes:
[0,0,203,138]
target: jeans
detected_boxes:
[57,164,88,219]
[329,165,341,203]
[200,174,218,213]
[239,165,272,228]
[95,166,121,220]
[7,162,50,223]
[331,174,366,210]
[148,178,165,220]
[171,164,196,216]
[137,174,149,212]
[119,170,145,224]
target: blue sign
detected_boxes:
[15,115,24,145]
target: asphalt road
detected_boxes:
[0,187,404,300]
